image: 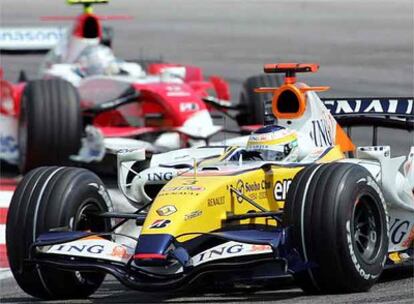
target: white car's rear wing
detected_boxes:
[263,97,413,148]
[0,27,67,52]
[322,97,413,117]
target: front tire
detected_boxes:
[6,167,112,300]
[284,163,388,293]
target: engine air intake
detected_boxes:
[255,62,330,119]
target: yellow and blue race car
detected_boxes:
[6,63,414,299]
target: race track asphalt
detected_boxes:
[0,0,413,303]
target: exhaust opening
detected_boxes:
[276,90,300,113]
[83,16,100,38]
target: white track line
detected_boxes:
[0,224,5,244]
[0,191,13,208]
[0,190,11,278]
[0,268,12,280]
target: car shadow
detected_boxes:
[379,264,413,282]
[1,266,412,304]
[92,285,304,304]
[90,264,414,304]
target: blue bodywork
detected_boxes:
[32,227,309,290]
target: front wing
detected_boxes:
[30,228,301,291]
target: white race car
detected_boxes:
[6,63,413,300]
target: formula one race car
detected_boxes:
[6,63,414,299]
[0,0,269,172]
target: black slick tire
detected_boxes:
[236,74,283,125]
[284,163,388,293]
[18,78,82,173]
[6,166,112,300]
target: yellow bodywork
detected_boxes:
[141,145,344,242]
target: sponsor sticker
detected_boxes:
[156,205,177,216]
[111,246,129,259]
[0,135,18,154]
[40,238,134,264]
[162,186,205,192]
[309,116,335,147]
[273,179,292,201]
[180,102,199,112]
[158,185,205,197]
[149,219,171,229]
[248,191,268,200]
[207,196,225,207]
[402,227,414,248]
[184,210,202,221]
[235,180,245,203]
[147,172,174,182]
[230,179,271,203]
[181,178,197,185]
[390,218,412,245]
[192,241,272,266]
[323,98,414,116]
[165,85,190,97]
[0,27,66,50]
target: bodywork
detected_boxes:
[27,63,414,289]
[0,0,238,166]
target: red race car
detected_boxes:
[0,0,278,172]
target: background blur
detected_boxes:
[1,0,413,156]
[0,1,413,303]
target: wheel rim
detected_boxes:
[72,200,108,284]
[352,194,383,264]
[74,200,107,232]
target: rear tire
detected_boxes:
[284,163,388,293]
[18,78,82,173]
[236,74,283,125]
[6,167,112,300]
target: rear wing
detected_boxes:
[322,97,413,146]
[67,0,108,5]
[322,97,413,118]
[0,27,66,53]
[321,97,414,130]
[265,97,414,145]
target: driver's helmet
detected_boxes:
[76,45,119,76]
[247,125,299,162]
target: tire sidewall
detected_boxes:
[17,79,82,173]
[6,167,112,299]
[284,163,389,293]
[335,168,388,284]
[38,173,111,298]
[42,181,111,234]
[26,169,110,237]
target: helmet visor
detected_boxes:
[258,149,286,161]
[245,147,287,161]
